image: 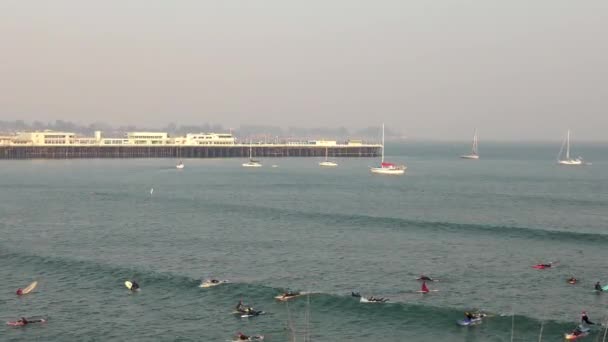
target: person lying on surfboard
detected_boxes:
[595,282,603,291]
[236,332,263,341]
[417,275,435,281]
[15,317,45,325]
[282,290,300,298]
[568,277,578,284]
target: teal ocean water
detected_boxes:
[1,142,607,341]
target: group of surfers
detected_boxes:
[12,273,605,339]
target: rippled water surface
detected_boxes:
[1,142,607,341]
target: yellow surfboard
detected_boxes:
[125,281,133,290]
[22,281,38,294]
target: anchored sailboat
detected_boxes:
[557,130,584,166]
[460,129,479,160]
[176,147,184,169]
[242,140,262,168]
[370,124,406,175]
[319,147,338,167]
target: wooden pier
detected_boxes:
[0,145,381,159]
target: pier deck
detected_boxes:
[0,145,381,159]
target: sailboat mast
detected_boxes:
[472,129,478,155]
[381,123,385,163]
[249,140,253,160]
[566,130,571,159]
[325,147,328,162]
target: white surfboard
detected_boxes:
[125,281,139,291]
[22,281,38,294]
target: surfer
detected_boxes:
[236,300,246,312]
[418,275,434,281]
[16,317,44,325]
[581,311,595,325]
[129,281,140,291]
[210,279,220,284]
[568,277,577,284]
[421,281,430,293]
[16,288,23,296]
[595,281,603,292]
[236,332,250,340]
[282,290,300,298]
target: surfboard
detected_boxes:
[360,297,388,303]
[200,280,228,288]
[457,318,482,326]
[125,281,138,291]
[416,278,439,282]
[6,321,25,326]
[22,281,38,294]
[274,292,307,301]
[240,311,264,318]
[602,285,608,291]
[232,336,264,342]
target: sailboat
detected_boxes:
[242,141,262,168]
[557,129,584,165]
[370,123,406,175]
[176,147,184,169]
[319,147,338,167]
[460,129,479,159]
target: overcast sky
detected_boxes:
[0,0,606,140]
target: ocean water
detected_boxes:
[1,142,607,341]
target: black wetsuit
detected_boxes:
[595,283,603,291]
[582,314,595,325]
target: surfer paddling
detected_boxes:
[8,317,45,326]
[276,290,302,301]
[417,275,436,281]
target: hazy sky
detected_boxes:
[1,0,606,140]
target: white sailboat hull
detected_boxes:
[176,163,185,169]
[460,154,479,160]
[319,161,338,167]
[242,162,262,168]
[557,159,583,166]
[370,166,406,175]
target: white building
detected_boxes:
[180,133,235,145]
[126,132,170,145]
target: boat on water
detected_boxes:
[370,124,406,175]
[242,141,262,168]
[557,129,586,166]
[460,129,479,160]
[176,147,185,169]
[319,147,338,167]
